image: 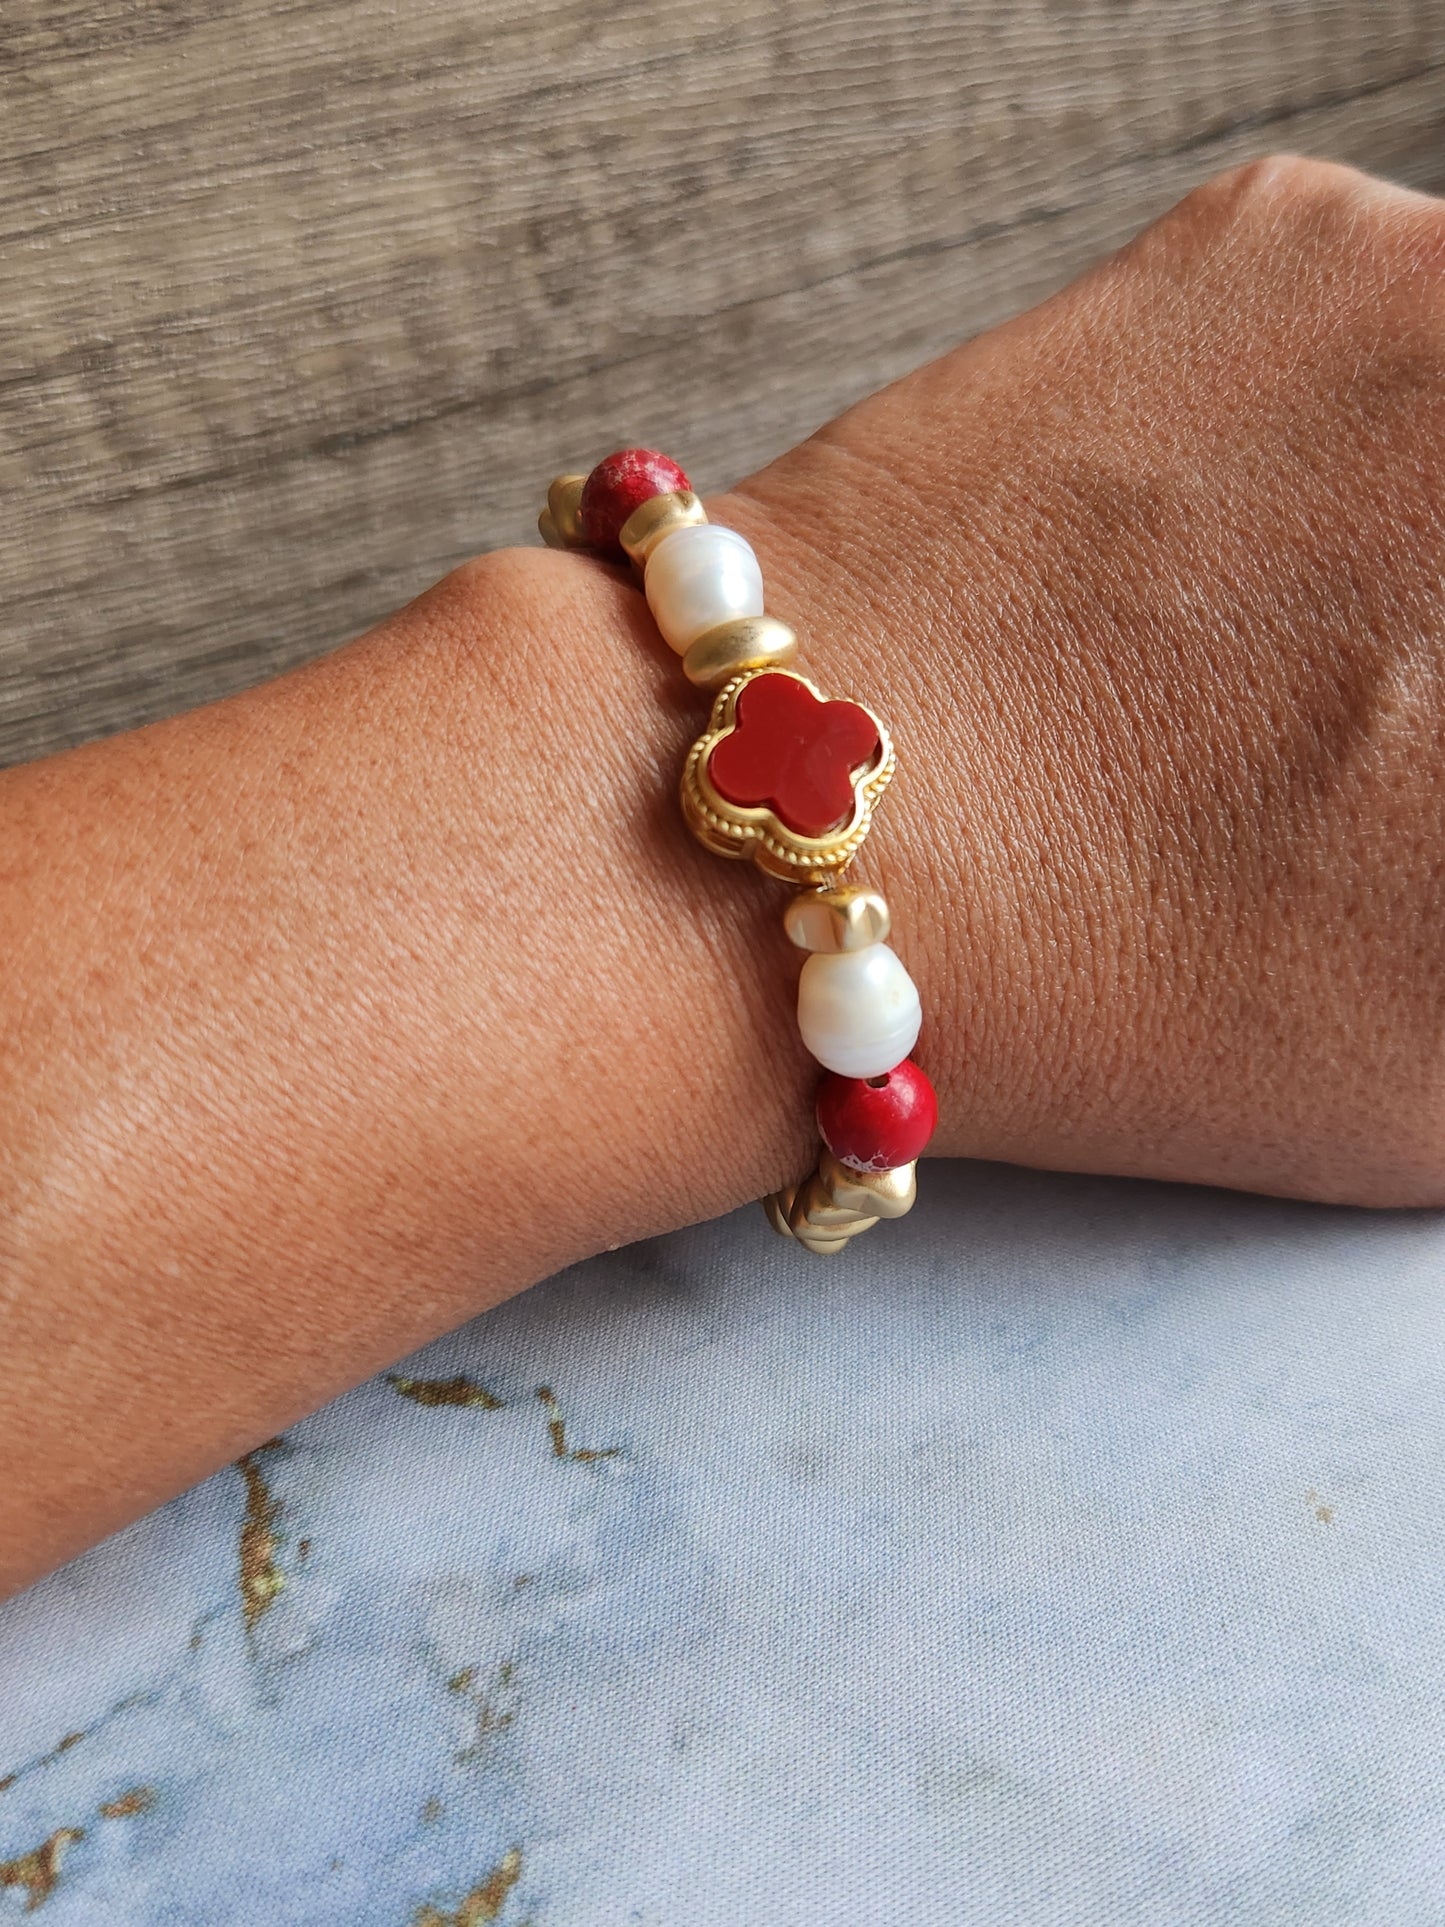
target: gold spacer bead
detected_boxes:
[538,509,565,549]
[682,615,799,690]
[818,1149,918,1221]
[788,1169,879,1241]
[763,1187,798,1239]
[793,1172,871,1230]
[783,885,892,954]
[794,1228,852,1257]
[546,474,588,548]
[767,1150,912,1255]
[619,490,707,568]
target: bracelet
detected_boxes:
[539,448,937,1255]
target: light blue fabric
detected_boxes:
[3,1162,1444,1924]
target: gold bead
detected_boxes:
[818,1149,918,1220]
[783,885,891,954]
[682,616,800,690]
[789,1169,878,1242]
[546,474,588,547]
[765,1137,918,1254]
[764,1178,869,1245]
[538,509,565,549]
[794,1227,852,1257]
[792,1171,871,1230]
[763,1187,798,1239]
[619,490,707,567]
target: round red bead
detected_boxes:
[816,1057,938,1172]
[579,448,691,556]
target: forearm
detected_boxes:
[0,549,828,1593]
[4,153,1444,1600]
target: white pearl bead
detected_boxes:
[796,943,922,1079]
[643,524,764,654]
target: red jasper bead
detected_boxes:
[816,1057,938,1173]
[580,448,691,556]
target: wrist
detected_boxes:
[507,447,1011,1244]
[458,462,978,1264]
[701,464,1029,1173]
[402,545,820,1264]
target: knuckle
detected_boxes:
[1177,153,1355,235]
[1178,152,1445,259]
[1156,153,1445,342]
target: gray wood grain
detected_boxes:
[2,0,1443,764]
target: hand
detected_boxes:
[717,155,1445,1207]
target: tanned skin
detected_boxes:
[3,158,1443,1596]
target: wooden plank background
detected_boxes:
[2,0,1442,766]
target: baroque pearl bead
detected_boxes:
[643,524,764,654]
[796,942,922,1079]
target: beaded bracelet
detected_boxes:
[540,448,937,1255]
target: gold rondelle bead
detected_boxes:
[783,885,892,954]
[682,615,799,690]
[546,474,588,547]
[538,509,564,549]
[619,490,707,567]
[818,1149,917,1221]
